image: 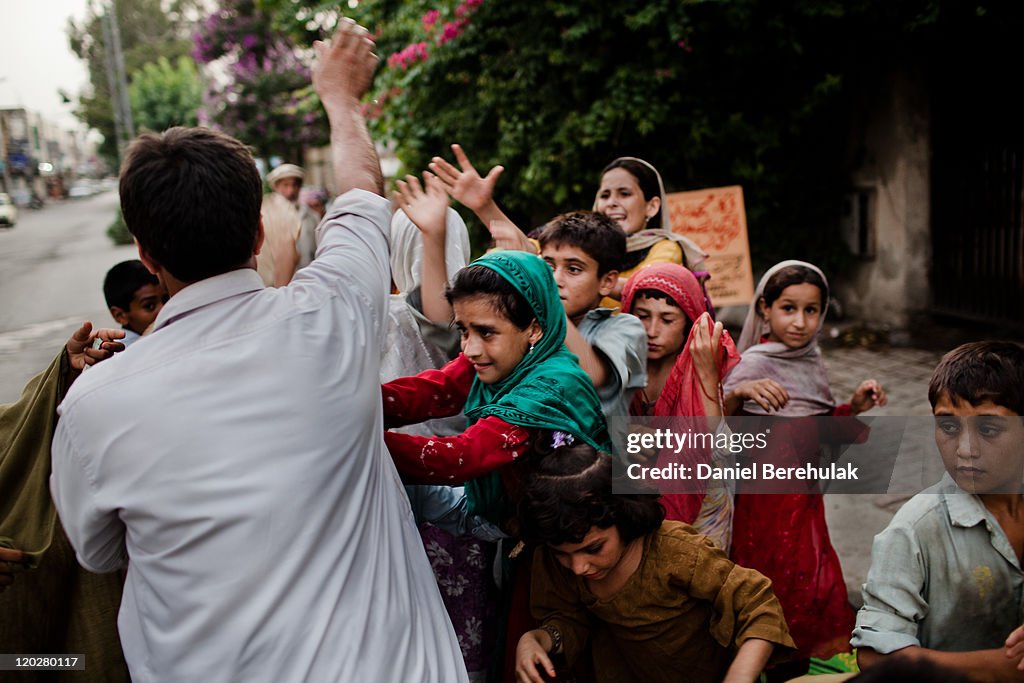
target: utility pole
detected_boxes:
[101,0,135,161]
[100,9,125,160]
[109,0,135,141]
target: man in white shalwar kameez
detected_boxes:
[49,20,468,683]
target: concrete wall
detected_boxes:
[837,69,931,330]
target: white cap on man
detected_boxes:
[267,163,305,186]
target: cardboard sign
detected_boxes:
[665,186,755,307]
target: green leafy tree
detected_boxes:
[67,0,198,164]
[319,0,1014,272]
[129,56,203,132]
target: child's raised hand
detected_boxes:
[429,143,504,213]
[728,379,790,413]
[850,379,887,414]
[690,313,724,387]
[515,629,557,682]
[394,172,449,242]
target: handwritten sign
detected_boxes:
[665,186,755,307]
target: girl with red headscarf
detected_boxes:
[620,264,740,551]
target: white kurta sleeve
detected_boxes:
[50,411,128,573]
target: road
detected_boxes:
[0,190,137,403]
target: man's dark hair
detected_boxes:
[104,259,159,310]
[519,438,664,546]
[537,211,626,276]
[119,127,263,282]
[445,264,536,330]
[928,341,1024,415]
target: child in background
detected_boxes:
[621,263,740,551]
[515,440,794,683]
[102,260,167,346]
[852,341,1024,681]
[723,260,886,678]
[592,157,707,303]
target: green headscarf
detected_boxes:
[462,250,609,520]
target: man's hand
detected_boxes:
[66,321,125,376]
[0,547,29,592]
[430,144,504,214]
[394,172,449,242]
[312,18,379,115]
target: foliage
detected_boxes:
[191,0,329,162]
[129,56,203,132]
[67,0,198,164]
[315,0,1014,274]
[106,209,133,246]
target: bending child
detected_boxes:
[514,440,794,683]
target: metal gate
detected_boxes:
[931,91,1024,324]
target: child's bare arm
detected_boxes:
[393,172,452,324]
[564,316,611,389]
[722,638,773,683]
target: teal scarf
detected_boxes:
[462,251,609,520]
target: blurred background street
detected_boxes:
[0,188,135,403]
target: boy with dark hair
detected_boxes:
[536,211,647,422]
[852,341,1024,680]
[103,260,167,346]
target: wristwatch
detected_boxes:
[540,624,562,654]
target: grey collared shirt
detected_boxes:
[576,307,647,422]
[852,477,1024,654]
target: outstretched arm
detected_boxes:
[394,172,453,324]
[313,18,383,196]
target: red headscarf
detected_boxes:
[622,264,741,528]
[622,264,740,418]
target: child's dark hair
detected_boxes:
[519,435,665,547]
[103,260,159,310]
[599,159,663,230]
[634,288,681,310]
[927,341,1024,415]
[446,264,536,329]
[761,264,829,308]
[536,211,626,276]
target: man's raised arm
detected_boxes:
[312,18,383,197]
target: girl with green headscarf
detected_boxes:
[382,249,609,520]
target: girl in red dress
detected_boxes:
[723,260,887,679]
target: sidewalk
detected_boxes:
[821,344,945,607]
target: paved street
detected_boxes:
[822,344,946,607]
[0,190,136,403]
